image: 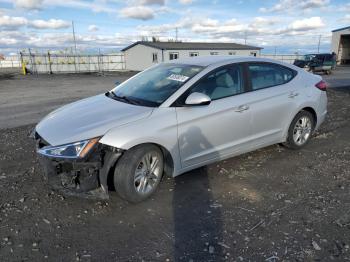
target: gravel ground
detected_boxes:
[323,66,350,88]
[0,75,350,261]
[0,71,137,129]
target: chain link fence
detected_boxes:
[0,55,21,68]
[1,51,303,74]
[19,51,126,74]
[260,54,302,64]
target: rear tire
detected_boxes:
[113,144,164,203]
[283,110,315,149]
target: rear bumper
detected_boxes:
[315,110,327,130]
[315,92,328,130]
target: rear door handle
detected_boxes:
[235,105,249,112]
[288,92,299,98]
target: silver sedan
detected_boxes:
[35,56,327,202]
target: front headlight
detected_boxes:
[37,137,100,159]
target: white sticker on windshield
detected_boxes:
[167,74,189,82]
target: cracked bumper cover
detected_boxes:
[35,134,122,200]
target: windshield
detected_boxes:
[111,63,204,107]
[302,55,316,61]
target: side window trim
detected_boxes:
[242,62,251,92]
[171,62,246,107]
[246,61,297,92]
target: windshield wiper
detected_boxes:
[107,91,140,105]
[118,95,140,105]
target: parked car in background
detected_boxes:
[34,56,328,203]
[293,53,336,74]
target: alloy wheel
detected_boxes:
[134,152,162,194]
[293,116,312,146]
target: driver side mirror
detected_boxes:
[185,92,211,106]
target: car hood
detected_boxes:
[36,93,154,146]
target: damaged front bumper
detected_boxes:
[35,133,122,200]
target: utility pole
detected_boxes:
[72,20,78,72]
[72,21,78,55]
[244,31,247,45]
[175,27,178,42]
[317,34,322,53]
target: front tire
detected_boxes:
[114,144,164,203]
[284,110,315,149]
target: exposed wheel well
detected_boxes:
[301,107,317,125]
[157,144,175,177]
[106,143,174,190]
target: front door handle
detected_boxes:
[288,92,299,98]
[235,105,249,112]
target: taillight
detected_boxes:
[315,80,327,91]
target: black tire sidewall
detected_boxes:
[286,111,315,149]
[113,144,164,203]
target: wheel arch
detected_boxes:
[138,142,175,178]
[300,106,317,126]
[104,142,175,192]
[114,141,175,174]
[282,105,318,142]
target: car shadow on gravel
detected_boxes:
[173,127,223,261]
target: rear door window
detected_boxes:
[248,63,295,90]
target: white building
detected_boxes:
[332,26,350,65]
[121,41,262,71]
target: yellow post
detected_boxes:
[20,52,26,75]
[22,60,26,75]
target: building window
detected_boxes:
[152,53,158,63]
[210,52,219,55]
[189,52,199,57]
[228,51,236,55]
[250,52,257,57]
[169,52,179,60]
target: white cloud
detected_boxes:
[29,19,70,29]
[179,0,193,4]
[40,0,117,14]
[0,31,26,46]
[88,24,99,32]
[260,0,330,13]
[339,14,350,23]
[288,16,324,31]
[14,0,43,10]
[136,14,328,49]
[0,15,27,29]
[0,0,334,54]
[252,17,279,27]
[0,29,131,51]
[0,15,71,30]
[120,6,154,20]
[300,0,329,9]
[139,0,165,5]
[9,0,169,15]
[338,3,350,13]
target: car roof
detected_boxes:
[305,53,332,56]
[169,56,285,67]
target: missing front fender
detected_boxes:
[37,144,123,200]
